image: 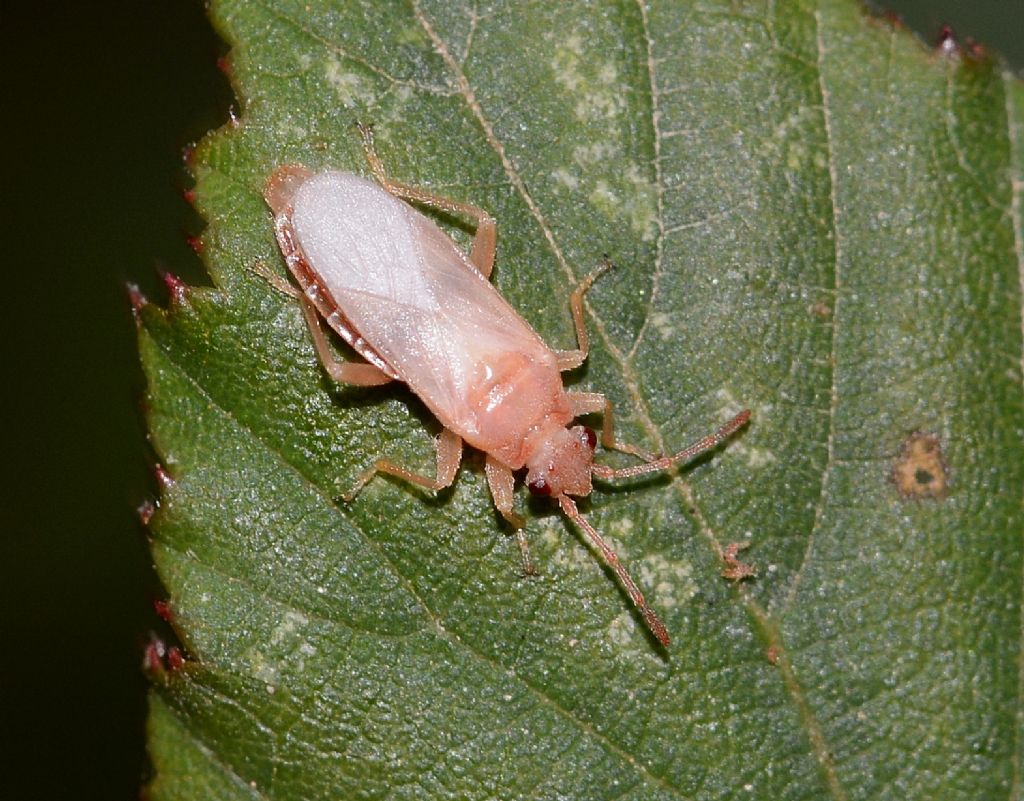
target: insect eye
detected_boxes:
[582,427,597,450]
[528,478,551,496]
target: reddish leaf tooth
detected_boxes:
[936,25,959,57]
[153,599,174,624]
[137,499,156,525]
[152,463,175,490]
[161,271,189,303]
[166,647,185,671]
[142,636,167,676]
[126,283,148,314]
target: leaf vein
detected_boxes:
[625,0,681,362]
[769,8,846,800]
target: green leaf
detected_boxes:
[140,1,1024,799]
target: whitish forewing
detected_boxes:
[290,172,554,441]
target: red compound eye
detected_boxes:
[528,478,551,496]
[582,426,597,450]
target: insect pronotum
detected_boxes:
[262,125,750,646]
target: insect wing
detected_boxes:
[290,172,553,439]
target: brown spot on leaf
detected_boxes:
[810,301,832,319]
[892,431,948,500]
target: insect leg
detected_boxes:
[554,260,612,370]
[250,261,301,299]
[590,410,751,482]
[250,263,393,386]
[568,392,657,462]
[357,123,497,278]
[343,428,463,502]
[484,457,534,575]
[558,495,670,646]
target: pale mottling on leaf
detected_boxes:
[572,141,619,167]
[624,164,658,241]
[551,167,580,191]
[279,119,309,141]
[573,81,626,122]
[650,311,676,338]
[245,647,280,688]
[394,22,430,48]
[269,610,310,647]
[587,168,657,241]
[381,84,416,124]
[545,524,607,572]
[606,611,669,655]
[730,440,778,469]
[324,57,373,108]
[607,516,634,536]
[537,519,595,572]
[714,387,755,423]
[786,140,811,172]
[550,33,585,92]
[549,26,624,121]
[638,554,698,610]
[606,609,639,647]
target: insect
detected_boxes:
[262,125,750,646]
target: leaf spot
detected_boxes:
[810,301,833,319]
[892,431,949,500]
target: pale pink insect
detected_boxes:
[262,126,750,646]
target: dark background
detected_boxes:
[1,2,1020,798]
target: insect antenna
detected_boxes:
[591,409,751,482]
[558,495,670,646]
